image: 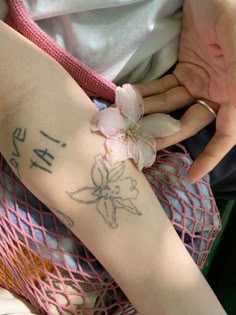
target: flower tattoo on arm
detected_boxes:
[66,154,141,229]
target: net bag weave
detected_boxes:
[0,148,221,314]
[0,1,221,313]
[144,147,221,268]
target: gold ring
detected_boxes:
[196,99,217,118]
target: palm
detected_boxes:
[137,0,236,182]
[172,0,236,181]
[174,0,229,105]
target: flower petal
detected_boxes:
[105,138,130,164]
[91,107,126,137]
[66,187,98,204]
[107,134,156,170]
[135,136,156,170]
[97,198,118,228]
[116,84,143,129]
[92,154,109,187]
[127,140,140,165]
[138,113,180,138]
[113,198,142,215]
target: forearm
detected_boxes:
[0,21,226,314]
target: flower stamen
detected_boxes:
[132,103,145,133]
[127,133,141,165]
[120,110,139,129]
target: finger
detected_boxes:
[187,131,235,183]
[134,74,179,97]
[188,103,236,182]
[144,85,195,114]
[155,102,216,150]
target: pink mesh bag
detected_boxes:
[144,147,221,268]
[0,1,221,314]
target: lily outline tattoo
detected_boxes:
[66,154,141,228]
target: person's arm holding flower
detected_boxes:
[0,21,226,314]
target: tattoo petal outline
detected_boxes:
[97,198,118,229]
[66,187,99,204]
[67,154,141,229]
[113,198,142,215]
[108,163,125,182]
[92,154,108,187]
[115,177,139,200]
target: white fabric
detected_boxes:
[0,0,183,84]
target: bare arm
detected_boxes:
[0,21,226,315]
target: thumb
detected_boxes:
[226,64,236,108]
[217,9,236,107]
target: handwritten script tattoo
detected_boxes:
[40,131,67,148]
[10,128,27,178]
[49,208,73,228]
[66,154,141,229]
[30,131,66,173]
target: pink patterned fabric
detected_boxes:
[0,1,221,314]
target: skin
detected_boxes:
[0,21,226,315]
[136,0,236,183]
[0,1,234,312]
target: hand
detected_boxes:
[1,22,226,315]
[136,0,236,183]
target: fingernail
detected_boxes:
[186,174,197,184]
